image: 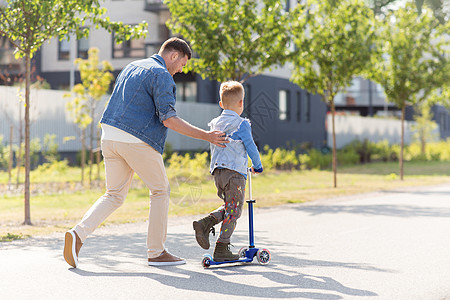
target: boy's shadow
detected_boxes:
[68,232,378,299]
[71,266,376,299]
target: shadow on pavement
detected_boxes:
[70,266,377,299]
[58,232,379,299]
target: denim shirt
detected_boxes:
[209,110,262,178]
[100,54,177,154]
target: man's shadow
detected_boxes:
[66,231,379,299]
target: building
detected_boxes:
[2,0,447,154]
[0,0,327,153]
[334,77,450,140]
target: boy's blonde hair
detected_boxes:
[219,81,244,107]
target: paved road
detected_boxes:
[1,184,450,299]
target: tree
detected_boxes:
[289,0,378,188]
[165,0,290,82]
[415,0,449,24]
[0,0,147,225]
[428,87,450,109]
[370,1,449,180]
[411,102,438,156]
[66,47,113,187]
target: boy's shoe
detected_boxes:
[213,242,239,262]
[193,215,218,250]
[148,250,186,266]
[64,229,83,268]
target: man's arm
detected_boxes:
[163,116,228,148]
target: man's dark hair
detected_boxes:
[159,37,192,59]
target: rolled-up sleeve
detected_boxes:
[153,72,177,123]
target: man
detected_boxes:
[63,37,228,267]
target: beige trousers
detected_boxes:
[73,140,170,258]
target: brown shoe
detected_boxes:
[213,242,239,262]
[64,230,83,268]
[148,250,186,266]
[193,215,218,250]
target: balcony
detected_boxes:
[144,0,169,12]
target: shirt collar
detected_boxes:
[151,54,167,70]
[222,109,240,117]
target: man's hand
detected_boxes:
[163,116,229,147]
[207,130,229,148]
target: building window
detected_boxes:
[112,29,146,59]
[296,92,301,122]
[77,36,89,59]
[305,92,311,122]
[176,81,197,102]
[279,89,290,121]
[58,38,70,60]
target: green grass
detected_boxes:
[0,233,26,242]
[1,160,449,239]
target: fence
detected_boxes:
[327,114,437,149]
[0,86,221,152]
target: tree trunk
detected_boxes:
[8,125,13,188]
[400,104,405,181]
[81,129,86,186]
[24,52,31,225]
[16,104,23,188]
[89,124,93,188]
[96,126,101,181]
[330,98,337,188]
[420,132,425,156]
[89,99,95,187]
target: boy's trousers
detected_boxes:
[73,140,170,259]
[210,168,246,243]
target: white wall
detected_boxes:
[0,86,106,152]
[167,102,221,151]
[0,86,220,153]
[327,114,423,149]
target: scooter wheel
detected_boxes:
[202,256,211,268]
[256,249,271,265]
[238,247,249,258]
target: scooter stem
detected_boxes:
[248,168,252,200]
[247,169,255,248]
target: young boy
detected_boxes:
[193,81,263,262]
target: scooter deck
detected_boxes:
[206,257,253,266]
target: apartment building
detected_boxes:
[6,0,447,153]
[334,77,450,140]
[6,0,324,151]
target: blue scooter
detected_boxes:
[201,169,271,268]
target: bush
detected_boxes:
[260,145,300,170]
[404,140,450,162]
[31,160,70,181]
[337,148,359,166]
[298,153,310,170]
[260,145,274,171]
[343,139,376,163]
[42,134,60,163]
[166,152,209,182]
[0,135,8,170]
[307,149,332,170]
[164,139,450,180]
[405,143,427,161]
[372,140,397,162]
